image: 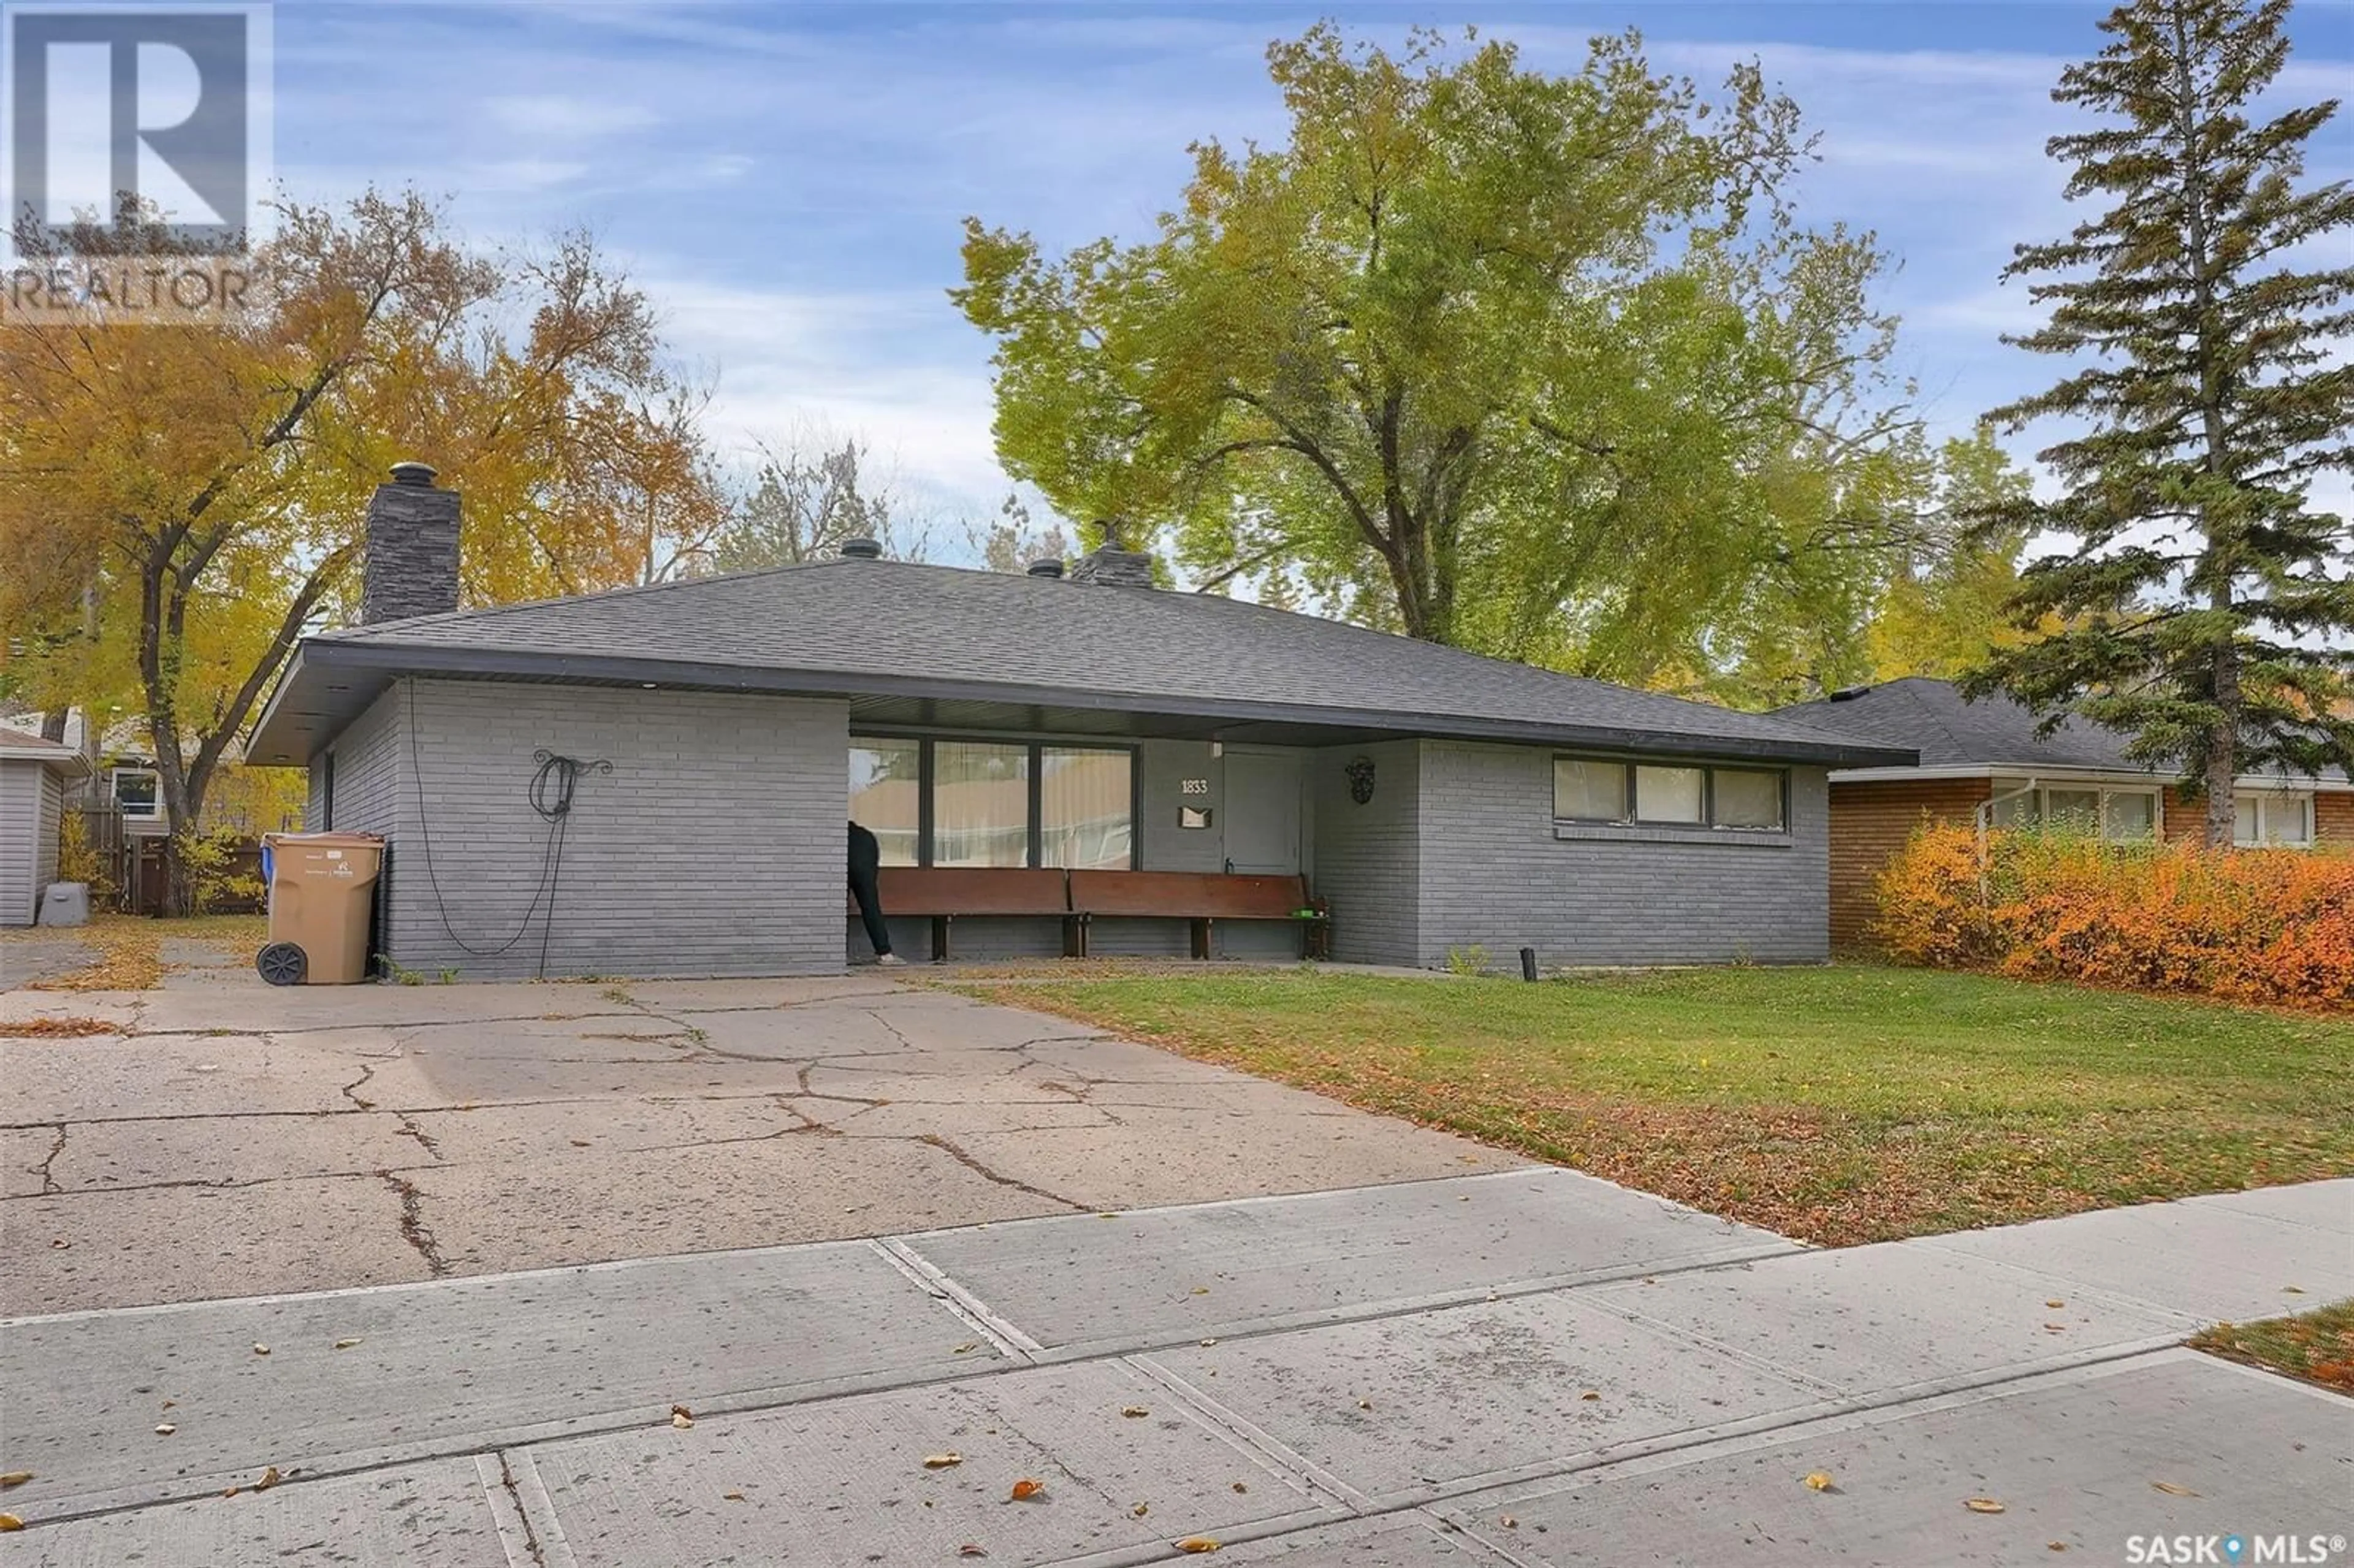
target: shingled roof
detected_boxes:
[250,557,1914,767]
[1775,676,2348,783]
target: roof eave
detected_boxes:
[283,639,1913,767]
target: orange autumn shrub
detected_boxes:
[1873,823,2354,1009]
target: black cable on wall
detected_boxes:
[404,679,612,979]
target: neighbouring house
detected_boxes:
[245,464,1913,981]
[1773,676,2354,948]
[0,733,91,926]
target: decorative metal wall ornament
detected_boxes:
[1345,756,1376,805]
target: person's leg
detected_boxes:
[848,866,894,959]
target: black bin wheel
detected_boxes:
[256,942,308,987]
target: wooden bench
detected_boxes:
[1067,870,1329,960]
[849,867,1077,962]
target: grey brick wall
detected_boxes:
[319,687,408,842]
[1309,739,1422,966]
[1415,740,1830,967]
[381,679,847,980]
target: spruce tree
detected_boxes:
[1967,0,2354,845]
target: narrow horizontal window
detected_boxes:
[1553,758,1628,822]
[1635,765,1705,824]
[1713,769,1785,831]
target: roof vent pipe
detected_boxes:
[838,538,883,560]
[1026,558,1065,579]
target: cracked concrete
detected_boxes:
[1,977,1522,1314]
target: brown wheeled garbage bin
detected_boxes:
[256,832,384,986]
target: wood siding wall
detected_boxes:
[1827,778,1993,951]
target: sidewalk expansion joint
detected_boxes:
[869,1236,1042,1360]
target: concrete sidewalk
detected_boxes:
[2,1172,2347,1566]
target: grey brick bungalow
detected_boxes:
[248,467,1912,980]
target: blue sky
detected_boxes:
[269,1,2353,554]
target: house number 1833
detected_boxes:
[1180,778,1210,795]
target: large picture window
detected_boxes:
[848,739,921,866]
[1041,747,1133,869]
[933,742,1031,867]
[851,736,1135,869]
[1990,783,2160,842]
[1553,757,1786,833]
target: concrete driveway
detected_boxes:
[0,967,1518,1315]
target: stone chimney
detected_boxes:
[1068,546,1154,588]
[360,462,461,624]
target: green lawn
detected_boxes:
[2190,1301,2354,1395]
[969,964,2353,1245]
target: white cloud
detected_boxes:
[486,95,662,139]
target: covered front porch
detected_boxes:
[845,720,1331,964]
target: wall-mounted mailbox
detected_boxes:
[1179,806,1213,829]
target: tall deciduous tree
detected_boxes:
[1870,430,2042,682]
[0,193,717,910]
[954,23,1922,700]
[709,432,928,572]
[1966,0,2353,845]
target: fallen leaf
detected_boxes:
[1175,1539,1222,1555]
[1132,1502,1149,1517]
[1198,1338,1217,1347]
[923,1453,964,1470]
[253,1344,269,1357]
[0,1513,21,1532]
[1500,1515,1518,1528]
[1009,1479,1045,1501]
[154,1424,176,1436]
[1580,1391,1601,1401]
[1190,1287,1209,1296]
[1355,1398,1371,1410]
[0,1474,29,1489]
[222,1485,240,1498]
[48,1240,68,1250]
[671,1412,694,1431]
[2049,1544,2068,1553]
[1964,1498,2005,1514]
[957,1546,988,1559]
[333,1338,361,1350]
[569,1139,591,1147]
[1230,1482,1247,1494]
[952,1342,980,1355]
[253,1467,280,1492]
[1120,1406,1149,1418]
[2284,1285,2306,1295]
[722,1491,745,1503]
[2150,1481,2197,1498]
[160,1401,175,1410]
[1804,1472,1835,1492]
[2045,1300,2065,1309]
